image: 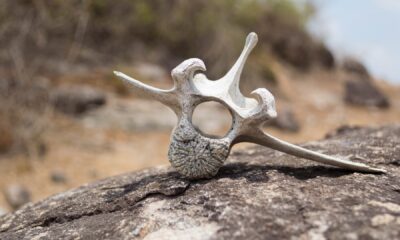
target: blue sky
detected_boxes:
[305,0,400,84]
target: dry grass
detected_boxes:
[0,82,49,155]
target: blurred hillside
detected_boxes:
[0,0,399,212]
[0,0,326,73]
[0,0,329,153]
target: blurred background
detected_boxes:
[0,0,399,213]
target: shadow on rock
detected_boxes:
[214,162,353,182]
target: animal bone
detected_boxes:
[114,32,386,179]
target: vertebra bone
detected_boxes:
[114,32,386,179]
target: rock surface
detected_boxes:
[269,108,300,132]
[3,184,31,210]
[1,125,400,240]
[50,171,68,184]
[271,29,335,70]
[342,58,370,77]
[344,80,390,108]
[50,85,107,115]
[0,208,7,217]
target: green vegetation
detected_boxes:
[0,0,324,73]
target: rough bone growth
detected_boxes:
[114,32,386,179]
[168,118,230,179]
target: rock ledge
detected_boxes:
[1,125,399,239]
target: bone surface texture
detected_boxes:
[114,32,386,179]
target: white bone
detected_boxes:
[114,32,386,179]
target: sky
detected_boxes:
[305,0,400,84]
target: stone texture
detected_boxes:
[50,170,67,184]
[271,30,334,70]
[269,108,300,132]
[342,58,370,77]
[0,208,7,217]
[1,125,400,240]
[3,184,31,210]
[315,43,335,69]
[344,80,390,108]
[51,85,106,115]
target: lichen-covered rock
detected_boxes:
[1,125,399,240]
